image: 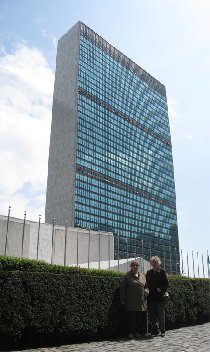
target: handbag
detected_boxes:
[160,291,170,302]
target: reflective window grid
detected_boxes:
[74,24,179,273]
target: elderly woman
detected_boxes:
[120,260,149,339]
[146,256,169,337]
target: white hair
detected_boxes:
[150,256,161,264]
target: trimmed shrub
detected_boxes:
[166,276,210,327]
[0,256,209,348]
[0,255,122,277]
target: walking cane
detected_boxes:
[146,305,149,336]
[143,300,149,337]
[145,303,149,336]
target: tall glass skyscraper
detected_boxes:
[45,22,180,273]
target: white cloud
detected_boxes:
[0,44,6,55]
[190,0,210,23]
[176,202,189,231]
[0,3,8,20]
[167,98,195,142]
[167,98,178,119]
[0,44,54,220]
[184,0,210,39]
[41,28,58,48]
[34,17,58,48]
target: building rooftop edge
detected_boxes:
[60,21,166,95]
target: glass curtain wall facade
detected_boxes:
[74,23,179,273]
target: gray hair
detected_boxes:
[150,256,161,264]
[130,260,139,267]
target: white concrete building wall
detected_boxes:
[0,216,8,256]
[0,215,114,266]
[29,222,53,262]
[0,215,30,258]
[0,215,151,273]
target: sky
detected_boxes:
[0,0,209,275]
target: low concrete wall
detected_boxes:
[0,215,114,266]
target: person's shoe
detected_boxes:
[135,332,142,338]
[161,331,165,337]
[152,331,160,337]
[128,333,134,339]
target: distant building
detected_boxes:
[45,22,180,273]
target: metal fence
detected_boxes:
[1,206,210,278]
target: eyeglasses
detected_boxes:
[131,264,139,267]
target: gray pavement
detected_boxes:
[18,322,210,352]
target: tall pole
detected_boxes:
[207,250,210,279]
[197,251,199,278]
[175,247,177,275]
[149,241,152,268]
[117,233,120,272]
[51,218,55,265]
[180,249,183,275]
[4,206,11,256]
[141,240,144,273]
[187,251,189,277]
[64,220,68,266]
[21,211,26,258]
[108,234,111,269]
[134,235,137,260]
[126,237,129,272]
[202,253,205,278]
[169,245,172,274]
[98,231,101,269]
[192,251,195,278]
[88,228,90,269]
[77,226,79,267]
[163,245,166,271]
[37,215,41,260]
[149,240,152,259]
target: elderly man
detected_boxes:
[120,260,149,339]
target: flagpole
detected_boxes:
[202,253,205,278]
[192,251,195,278]
[197,251,199,278]
[187,251,189,277]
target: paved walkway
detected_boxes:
[17,322,210,352]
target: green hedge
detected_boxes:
[166,276,210,328]
[0,271,123,344]
[0,255,122,277]
[0,256,209,348]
